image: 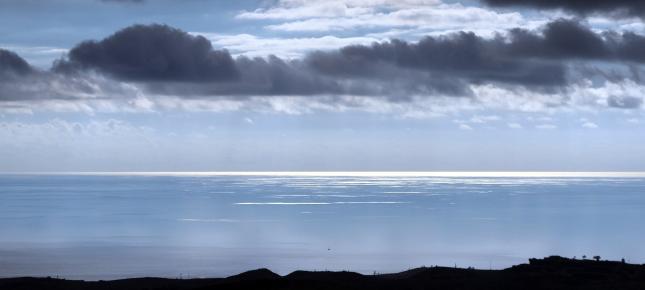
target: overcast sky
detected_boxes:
[1,0,645,171]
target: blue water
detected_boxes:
[1,174,644,279]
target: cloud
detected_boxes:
[0,49,33,76]
[47,22,573,100]
[49,19,645,100]
[536,124,557,129]
[507,122,523,129]
[470,115,501,123]
[54,24,238,82]
[198,33,382,59]
[48,20,645,96]
[238,0,447,21]
[481,0,645,17]
[507,20,608,59]
[506,19,645,63]
[455,115,502,124]
[2,21,645,115]
[0,118,152,146]
[580,118,599,128]
[459,124,473,130]
[237,0,528,33]
[607,95,643,108]
[298,19,645,95]
[0,45,67,69]
[305,28,569,91]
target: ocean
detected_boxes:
[1,172,644,279]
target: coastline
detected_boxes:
[5,171,645,177]
[2,256,644,290]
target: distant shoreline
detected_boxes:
[2,256,644,290]
[4,171,645,177]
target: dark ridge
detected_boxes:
[1,256,645,290]
[224,268,280,281]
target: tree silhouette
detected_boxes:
[593,256,601,261]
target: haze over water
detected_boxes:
[1,172,644,279]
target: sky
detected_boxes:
[1,0,645,171]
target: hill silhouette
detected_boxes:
[1,256,644,290]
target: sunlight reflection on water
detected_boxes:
[1,173,644,279]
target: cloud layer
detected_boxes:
[237,0,529,33]
[1,19,645,114]
[482,0,645,17]
[55,25,237,82]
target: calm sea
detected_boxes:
[1,173,644,279]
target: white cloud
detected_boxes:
[470,84,566,113]
[582,121,599,128]
[237,0,532,34]
[568,79,645,110]
[588,16,645,34]
[0,118,152,146]
[470,115,501,123]
[196,33,382,58]
[458,123,473,130]
[0,45,67,55]
[237,0,443,20]
[536,124,557,129]
[579,118,599,129]
[507,122,523,129]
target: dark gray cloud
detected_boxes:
[52,20,645,98]
[304,19,645,93]
[52,24,479,97]
[614,32,645,62]
[307,31,567,90]
[0,49,33,76]
[145,55,346,97]
[0,49,37,102]
[505,19,645,64]
[2,20,645,110]
[482,0,645,17]
[55,24,237,82]
[507,20,609,59]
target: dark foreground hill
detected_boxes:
[2,256,645,290]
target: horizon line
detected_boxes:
[3,171,645,177]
